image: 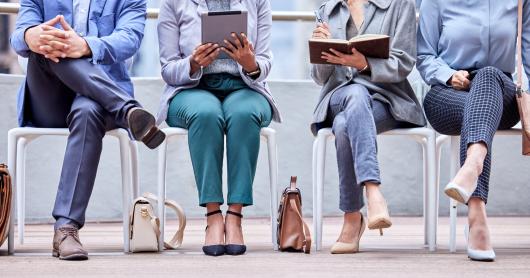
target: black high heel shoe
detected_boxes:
[225,211,246,255]
[202,210,225,256]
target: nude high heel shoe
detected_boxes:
[330,214,366,254]
[367,200,392,235]
[444,182,477,204]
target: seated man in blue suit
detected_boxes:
[10,0,165,260]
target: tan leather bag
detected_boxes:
[515,0,530,155]
[129,192,186,252]
[277,176,311,253]
[0,164,12,247]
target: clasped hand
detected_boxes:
[449,70,471,91]
[25,15,91,63]
[190,33,258,75]
[312,22,369,71]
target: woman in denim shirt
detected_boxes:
[417,0,530,262]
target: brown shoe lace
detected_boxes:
[58,226,82,245]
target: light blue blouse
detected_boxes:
[417,0,530,86]
[72,0,90,37]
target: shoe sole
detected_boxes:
[445,187,467,204]
[53,250,88,261]
[468,256,494,262]
[367,218,392,230]
[128,108,166,149]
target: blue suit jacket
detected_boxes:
[10,0,147,127]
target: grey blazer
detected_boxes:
[156,0,281,125]
[310,0,426,135]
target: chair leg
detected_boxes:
[311,139,318,250]
[315,134,327,251]
[157,139,168,251]
[449,136,460,253]
[420,138,428,246]
[7,131,18,255]
[426,133,437,251]
[265,131,279,251]
[16,138,27,245]
[130,141,140,199]
[118,135,132,253]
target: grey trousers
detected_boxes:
[328,84,407,212]
[25,53,139,229]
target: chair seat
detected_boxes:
[8,127,128,137]
[162,127,276,137]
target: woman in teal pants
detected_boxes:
[157,0,281,256]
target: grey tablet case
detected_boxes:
[201,11,248,59]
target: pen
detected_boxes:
[314,10,324,24]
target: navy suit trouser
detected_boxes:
[24,53,139,229]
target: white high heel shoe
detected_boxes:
[465,225,495,262]
[444,182,475,204]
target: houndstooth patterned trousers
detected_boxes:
[423,66,520,203]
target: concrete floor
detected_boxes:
[1,217,530,277]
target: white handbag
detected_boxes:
[129,192,186,252]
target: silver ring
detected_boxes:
[461,80,464,87]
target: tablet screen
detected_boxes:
[201,11,248,59]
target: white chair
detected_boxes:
[6,127,139,254]
[312,127,438,251]
[435,127,522,252]
[156,127,279,251]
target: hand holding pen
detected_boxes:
[312,11,330,39]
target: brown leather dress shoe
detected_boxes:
[52,225,88,260]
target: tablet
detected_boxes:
[201,11,248,59]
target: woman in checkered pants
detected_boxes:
[417,0,530,261]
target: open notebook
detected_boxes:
[309,34,390,64]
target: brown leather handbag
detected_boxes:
[515,0,530,155]
[0,164,12,247]
[277,176,311,253]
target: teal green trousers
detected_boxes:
[167,74,272,206]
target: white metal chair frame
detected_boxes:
[6,127,140,254]
[435,127,522,252]
[312,127,438,251]
[156,127,279,251]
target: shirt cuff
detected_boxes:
[83,36,104,64]
[436,66,456,86]
[11,26,35,56]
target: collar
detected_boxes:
[324,0,391,16]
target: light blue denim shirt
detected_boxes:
[417,0,530,86]
[73,0,90,37]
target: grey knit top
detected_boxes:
[203,0,240,76]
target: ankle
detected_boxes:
[463,160,483,177]
[365,183,383,201]
[343,212,361,223]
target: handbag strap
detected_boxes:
[142,192,186,249]
[290,176,297,190]
[517,0,524,91]
[288,198,312,254]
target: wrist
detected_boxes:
[81,38,92,57]
[243,60,259,73]
[190,58,201,75]
[358,60,369,73]
[24,26,38,48]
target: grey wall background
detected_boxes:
[1,74,530,224]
